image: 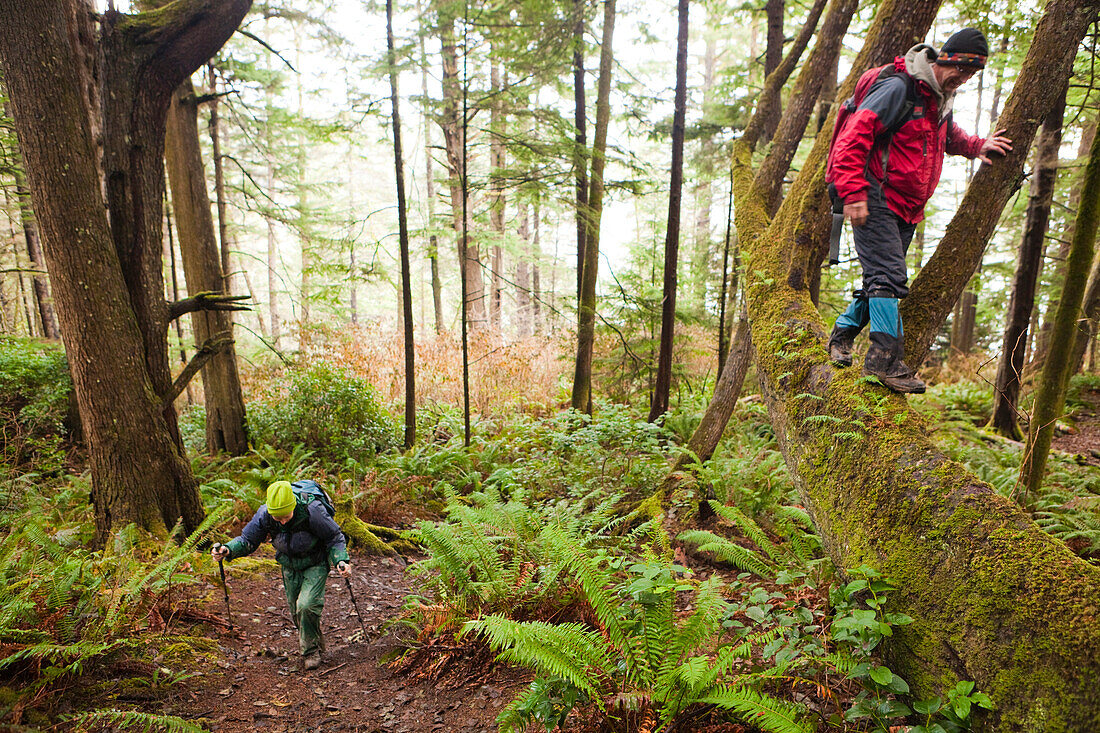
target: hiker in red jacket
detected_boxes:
[825,28,1012,393]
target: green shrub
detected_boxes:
[0,337,73,473]
[247,363,399,461]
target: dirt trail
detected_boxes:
[1051,387,1100,466]
[170,553,526,733]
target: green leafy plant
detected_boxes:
[0,336,73,475]
[247,362,400,462]
[827,566,993,731]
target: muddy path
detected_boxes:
[168,552,528,733]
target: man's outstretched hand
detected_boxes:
[336,561,352,577]
[978,129,1013,164]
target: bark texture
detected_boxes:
[165,80,248,455]
[902,0,1100,366]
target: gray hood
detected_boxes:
[904,43,954,120]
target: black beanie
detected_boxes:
[936,28,989,68]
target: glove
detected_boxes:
[336,561,351,576]
[211,543,230,560]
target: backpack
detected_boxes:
[826,63,921,179]
[291,479,337,519]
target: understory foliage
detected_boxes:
[246,362,401,462]
[0,493,226,729]
[0,337,73,477]
[0,351,1095,729]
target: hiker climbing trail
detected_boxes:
[175,552,527,732]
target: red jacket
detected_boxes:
[827,57,985,224]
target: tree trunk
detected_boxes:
[418,6,444,335]
[206,62,232,287]
[387,0,416,450]
[1018,121,1100,505]
[0,0,250,543]
[438,11,485,329]
[689,26,718,320]
[760,0,784,143]
[6,135,60,340]
[1034,119,1097,367]
[989,87,1067,439]
[648,0,690,423]
[901,0,1100,367]
[949,268,980,357]
[570,0,616,413]
[572,0,588,303]
[755,0,857,215]
[516,202,533,338]
[489,60,505,332]
[164,79,249,455]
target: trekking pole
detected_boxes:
[217,555,233,631]
[342,575,368,636]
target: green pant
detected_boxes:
[281,564,328,656]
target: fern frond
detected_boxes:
[62,709,208,732]
[677,530,775,579]
[463,616,613,698]
[708,502,786,564]
[701,685,812,733]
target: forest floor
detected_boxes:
[1051,387,1100,466]
[163,551,532,733]
[149,387,1100,733]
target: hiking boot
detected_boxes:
[827,325,861,367]
[303,651,322,671]
[863,338,925,394]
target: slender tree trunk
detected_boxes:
[573,0,588,302]
[989,87,1067,438]
[761,0,784,143]
[438,11,485,330]
[532,197,542,334]
[164,194,193,407]
[1018,120,1100,504]
[5,129,60,340]
[1034,120,1097,366]
[755,0,856,215]
[207,62,231,287]
[516,202,533,338]
[649,0,690,423]
[717,169,735,374]
[387,0,416,449]
[570,0,616,413]
[165,79,248,455]
[949,268,980,357]
[418,8,444,334]
[690,25,718,319]
[489,60,505,331]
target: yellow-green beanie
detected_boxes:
[266,481,296,518]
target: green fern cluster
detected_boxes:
[406,486,622,631]
[679,500,821,579]
[464,525,815,733]
[0,507,226,720]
